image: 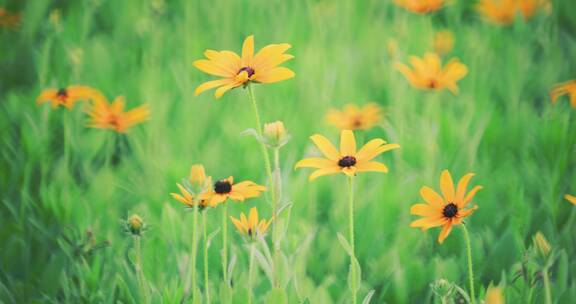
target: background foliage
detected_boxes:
[1,0,575,303]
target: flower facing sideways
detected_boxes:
[37,85,102,109]
[200,176,266,206]
[230,207,273,240]
[566,194,576,205]
[410,170,482,243]
[325,103,383,131]
[550,80,576,108]
[88,96,150,133]
[171,164,214,209]
[295,130,400,180]
[395,53,468,95]
[193,35,295,98]
[394,0,445,14]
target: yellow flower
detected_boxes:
[565,194,576,205]
[517,0,551,20]
[532,231,551,258]
[485,285,505,304]
[295,130,400,180]
[36,86,102,109]
[189,164,207,187]
[193,35,295,98]
[550,80,576,108]
[200,176,266,206]
[230,207,272,239]
[410,170,482,243]
[433,30,455,55]
[87,96,150,133]
[395,53,468,95]
[394,0,445,14]
[0,7,21,30]
[171,164,213,209]
[477,0,517,25]
[325,103,383,131]
[127,214,145,235]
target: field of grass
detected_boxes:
[1,0,576,303]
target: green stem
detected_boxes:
[134,236,151,304]
[248,242,256,304]
[461,224,475,304]
[222,203,229,285]
[203,210,210,303]
[348,176,357,304]
[272,147,282,287]
[190,205,199,301]
[542,266,552,304]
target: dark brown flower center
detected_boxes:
[238,66,255,77]
[338,156,357,167]
[428,79,438,88]
[214,180,232,194]
[57,88,68,99]
[443,203,458,218]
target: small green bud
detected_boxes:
[430,279,455,299]
[127,214,144,236]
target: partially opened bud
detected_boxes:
[430,279,454,299]
[533,231,551,258]
[189,164,207,188]
[263,121,289,148]
[127,214,145,236]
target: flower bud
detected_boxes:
[533,231,551,258]
[263,121,289,148]
[127,214,144,236]
[189,164,207,188]
[485,285,505,304]
[430,279,454,299]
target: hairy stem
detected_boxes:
[348,176,357,304]
[134,236,151,304]
[461,224,475,304]
[248,242,256,304]
[203,210,210,303]
[190,205,199,301]
[222,203,229,285]
[542,266,552,304]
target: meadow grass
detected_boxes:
[1,0,576,303]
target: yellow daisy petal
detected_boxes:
[339,130,356,156]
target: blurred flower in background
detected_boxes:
[87,96,150,133]
[230,207,273,239]
[477,0,551,25]
[36,86,102,109]
[550,80,576,108]
[394,0,445,14]
[0,7,21,31]
[433,30,454,55]
[485,285,505,304]
[566,194,576,205]
[325,103,382,131]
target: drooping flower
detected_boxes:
[295,130,400,180]
[433,30,455,55]
[200,176,266,206]
[394,0,445,14]
[410,170,482,243]
[193,35,295,98]
[36,86,102,109]
[325,103,383,131]
[550,80,576,108]
[565,194,576,205]
[485,285,505,304]
[230,207,272,239]
[87,96,150,133]
[395,53,468,95]
[171,164,213,209]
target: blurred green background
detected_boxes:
[1,0,576,303]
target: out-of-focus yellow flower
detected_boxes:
[566,194,576,205]
[410,170,482,244]
[87,96,150,133]
[230,207,272,239]
[395,53,468,95]
[37,86,102,109]
[532,231,551,258]
[326,103,382,131]
[477,0,551,25]
[433,30,454,55]
[193,35,295,98]
[517,0,551,20]
[200,176,266,206]
[295,130,400,180]
[550,80,576,108]
[394,0,445,14]
[485,285,505,304]
[0,7,21,30]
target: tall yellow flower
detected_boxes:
[477,0,517,25]
[394,0,445,14]
[410,170,482,243]
[295,130,400,180]
[325,103,383,131]
[230,207,272,239]
[566,194,576,205]
[200,176,266,206]
[37,86,102,109]
[87,96,150,133]
[395,53,468,95]
[171,164,214,209]
[193,35,295,98]
[550,80,576,108]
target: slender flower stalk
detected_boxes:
[461,225,475,304]
[222,203,229,286]
[134,235,151,304]
[190,204,199,301]
[348,176,357,304]
[202,210,210,303]
[542,266,552,304]
[248,242,256,304]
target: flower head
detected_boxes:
[171,164,214,209]
[517,0,551,20]
[550,80,576,108]
[566,194,576,205]
[88,96,150,133]
[410,170,482,243]
[230,207,272,240]
[477,0,517,24]
[263,121,290,148]
[193,35,295,98]
[532,231,551,258]
[200,176,266,206]
[485,285,505,304]
[295,130,400,180]
[36,86,102,109]
[126,214,145,236]
[394,0,445,14]
[396,53,468,95]
[326,103,383,131]
[433,30,454,55]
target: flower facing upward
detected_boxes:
[295,130,400,180]
[200,176,266,206]
[433,30,455,55]
[37,86,102,109]
[230,207,272,239]
[565,194,576,205]
[394,0,445,14]
[325,103,383,131]
[550,80,576,108]
[193,35,295,98]
[396,53,468,95]
[410,170,482,243]
[88,96,150,133]
[171,164,213,209]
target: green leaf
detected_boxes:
[337,232,353,257]
[348,256,362,292]
[362,290,375,304]
[266,287,288,304]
